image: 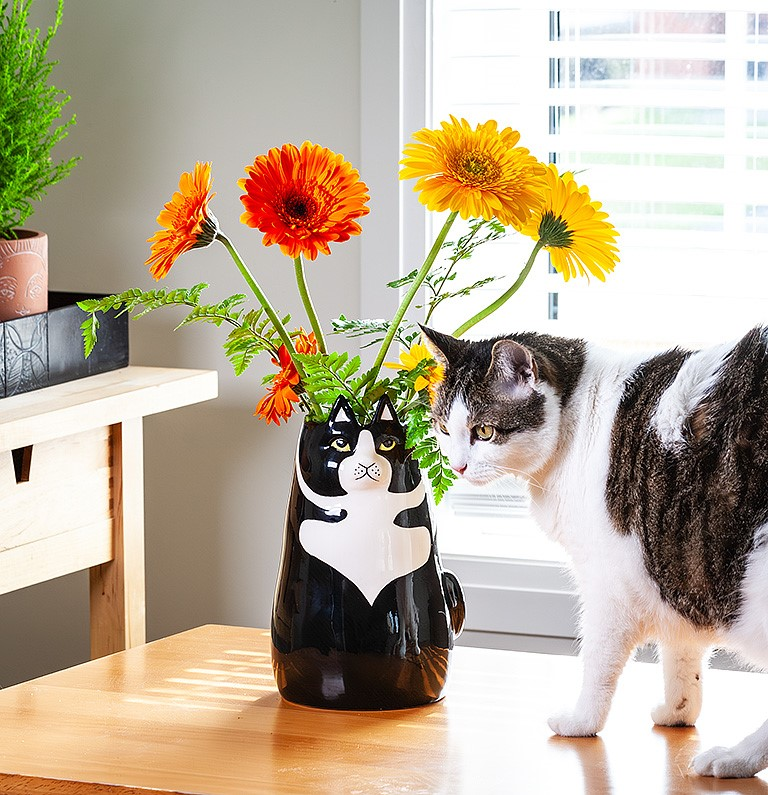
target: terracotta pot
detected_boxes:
[271,395,465,710]
[0,230,48,322]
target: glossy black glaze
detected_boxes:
[271,396,465,710]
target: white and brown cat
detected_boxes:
[422,324,768,779]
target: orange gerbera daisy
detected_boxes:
[399,116,547,229]
[254,344,301,425]
[145,161,219,280]
[292,328,318,355]
[239,142,370,261]
[520,163,620,282]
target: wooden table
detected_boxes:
[0,367,217,658]
[0,626,766,794]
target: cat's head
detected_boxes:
[300,395,410,495]
[421,326,561,485]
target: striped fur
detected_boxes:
[422,324,768,779]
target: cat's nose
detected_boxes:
[452,464,467,475]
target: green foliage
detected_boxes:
[293,351,365,420]
[0,0,78,238]
[405,401,455,504]
[423,217,506,324]
[78,219,507,507]
[77,284,289,374]
[330,314,418,350]
[333,219,506,352]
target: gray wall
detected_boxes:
[1,0,363,686]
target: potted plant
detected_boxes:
[0,0,77,321]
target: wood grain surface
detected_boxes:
[0,625,766,794]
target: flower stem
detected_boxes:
[369,210,459,383]
[293,255,327,354]
[215,231,314,386]
[452,239,545,337]
[217,232,294,351]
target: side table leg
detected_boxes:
[89,418,147,658]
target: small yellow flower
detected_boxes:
[520,163,620,282]
[384,343,444,401]
[399,116,547,229]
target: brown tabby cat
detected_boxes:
[422,324,768,779]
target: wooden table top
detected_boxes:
[0,625,766,795]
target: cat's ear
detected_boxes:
[327,395,359,428]
[372,394,400,426]
[419,325,468,369]
[487,339,538,391]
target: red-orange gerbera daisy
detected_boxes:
[254,344,302,425]
[145,161,219,280]
[239,142,370,261]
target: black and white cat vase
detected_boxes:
[271,394,465,710]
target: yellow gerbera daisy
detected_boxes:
[521,163,619,282]
[399,116,547,229]
[384,342,444,402]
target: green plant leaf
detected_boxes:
[294,350,366,419]
[404,401,455,504]
[0,0,78,238]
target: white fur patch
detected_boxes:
[724,523,768,668]
[652,340,734,448]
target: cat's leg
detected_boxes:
[548,595,639,737]
[651,641,707,727]
[693,719,768,778]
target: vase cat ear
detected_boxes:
[328,395,359,428]
[487,339,538,391]
[419,325,469,369]
[371,393,400,426]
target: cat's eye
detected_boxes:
[330,436,351,452]
[474,424,495,441]
[377,437,397,452]
[435,421,449,435]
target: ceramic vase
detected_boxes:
[271,394,465,710]
[0,230,48,322]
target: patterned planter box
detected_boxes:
[0,291,128,398]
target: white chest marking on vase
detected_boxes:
[295,430,431,605]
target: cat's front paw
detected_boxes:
[548,710,603,737]
[651,700,699,727]
[693,745,764,779]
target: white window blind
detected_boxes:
[428,2,768,352]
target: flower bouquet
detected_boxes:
[80,116,619,503]
[80,116,619,709]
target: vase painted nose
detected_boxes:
[452,463,467,475]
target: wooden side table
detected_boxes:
[0,366,218,660]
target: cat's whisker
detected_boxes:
[486,463,549,493]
